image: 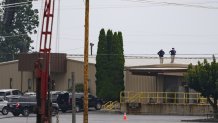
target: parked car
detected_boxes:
[7,95,59,117]
[0,89,23,99]
[57,92,103,113]
[23,92,36,96]
[0,97,8,115]
[50,91,62,103]
[24,91,62,103]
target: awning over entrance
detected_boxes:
[126,64,188,76]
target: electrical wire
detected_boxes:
[35,0,44,51]
[55,0,60,53]
[1,1,32,8]
[1,1,31,7]
[0,34,30,38]
[4,0,217,10]
[122,0,218,9]
[0,50,217,61]
[66,54,218,60]
[60,47,84,52]
[1,0,218,10]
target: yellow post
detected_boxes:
[83,0,89,123]
[166,92,168,103]
[184,93,186,104]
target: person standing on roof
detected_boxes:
[157,49,165,64]
[169,48,176,63]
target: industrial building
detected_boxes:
[0,53,97,95]
[0,54,215,115]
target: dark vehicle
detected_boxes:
[23,91,62,103]
[50,91,63,103]
[7,95,59,117]
[57,92,103,113]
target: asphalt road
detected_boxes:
[0,111,211,123]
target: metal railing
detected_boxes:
[120,91,208,104]
[102,101,120,111]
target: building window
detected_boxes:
[68,79,72,89]
[88,79,91,93]
[28,79,32,91]
[51,80,55,91]
[9,78,12,89]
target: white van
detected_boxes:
[0,89,23,98]
[0,97,8,115]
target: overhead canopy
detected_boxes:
[127,64,188,76]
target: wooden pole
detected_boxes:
[83,0,89,123]
[72,73,76,123]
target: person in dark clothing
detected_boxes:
[169,48,176,63]
[157,49,165,64]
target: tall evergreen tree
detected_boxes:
[95,29,107,97]
[106,30,113,61]
[96,29,125,101]
[0,0,39,62]
[116,32,125,95]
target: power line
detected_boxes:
[1,1,32,8]
[56,0,61,53]
[0,52,217,60]
[33,4,162,10]
[1,52,217,55]
[66,54,218,60]
[124,33,218,37]
[2,0,218,10]
[0,33,30,38]
[30,0,218,10]
[35,0,44,51]
[188,1,218,5]
[60,47,84,52]
[122,0,218,9]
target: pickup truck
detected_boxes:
[57,92,104,113]
[7,95,59,117]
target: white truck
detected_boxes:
[0,97,8,115]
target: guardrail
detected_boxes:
[102,101,120,111]
[120,91,208,104]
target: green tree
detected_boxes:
[0,0,39,62]
[110,32,124,100]
[186,56,218,118]
[95,29,107,98]
[96,29,125,101]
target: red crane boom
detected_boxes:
[34,0,55,123]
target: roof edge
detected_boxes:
[0,60,19,66]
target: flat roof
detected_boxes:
[67,55,216,67]
[129,67,187,70]
[1,55,216,69]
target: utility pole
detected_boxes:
[83,0,89,123]
[90,43,94,55]
[71,73,76,123]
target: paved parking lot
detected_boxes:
[0,111,209,123]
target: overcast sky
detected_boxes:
[31,0,218,56]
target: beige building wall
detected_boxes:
[125,70,164,92]
[0,59,97,95]
[0,61,33,92]
[156,75,164,92]
[49,59,97,95]
[21,71,35,92]
[0,61,20,90]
